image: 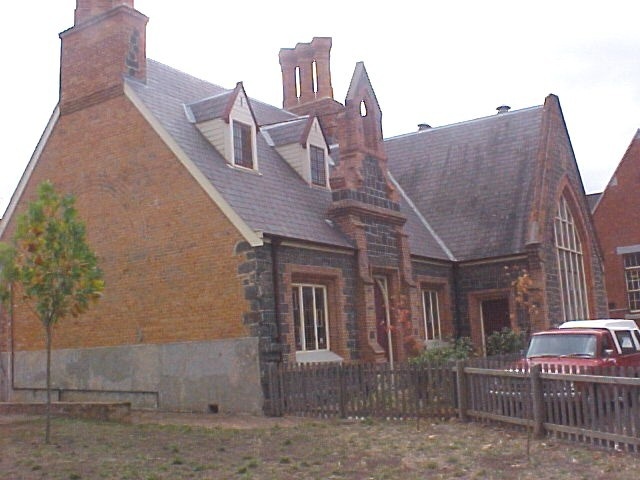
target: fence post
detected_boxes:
[530,364,545,438]
[338,364,347,418]
[456,360,468,422]
[265,362,283,417]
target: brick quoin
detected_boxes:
[2,96,251,352]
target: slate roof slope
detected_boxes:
[397,191,455,261]
[126,60,357,247]
[126,60,451,259]
[385,107,544,261]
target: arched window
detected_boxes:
[554,195,589,320]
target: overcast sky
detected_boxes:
[1,1,638,215]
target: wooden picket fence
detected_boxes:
[461,358,640,452]
[265,356,640,452]
[265,361,456,419]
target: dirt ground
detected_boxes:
[1,411,639,479]
[130,410,311,429]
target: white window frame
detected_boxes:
[624,252,640,312]
[554,195,589,321]
[421,289,442,341]
[292,283,330,352]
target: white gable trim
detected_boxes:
[388,172,456,262]
[0,106,60,238]
[125,84,263,247]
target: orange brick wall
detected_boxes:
[2,95,250,352]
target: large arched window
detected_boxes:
[554,195,589,320]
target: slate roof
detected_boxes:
[127,60,353,248]
[127,59,542,262]
[385,107,544,261]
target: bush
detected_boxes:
[485,327,525,356]
[409,337,475,366]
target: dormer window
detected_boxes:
[187,82,259,172]
[310,145,327,187]
[262,115,329,187]
[233,121,254,169]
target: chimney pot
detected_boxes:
[496,105,511,114]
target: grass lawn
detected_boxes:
[0,414,637,479]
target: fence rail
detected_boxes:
[266,361,456,419]
[266,359,640,452]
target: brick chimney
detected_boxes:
[279,37,344,143]
[59,0,148,115]
[74,0,135,24]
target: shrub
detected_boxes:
[409,337,475,365]
[485,327,525,356]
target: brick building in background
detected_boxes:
[591,131,640,320]
[0,0,607,413]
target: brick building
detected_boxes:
[0,0,607,412]
[591,131,640,320]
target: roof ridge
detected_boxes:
[261,116,309,129]
[384,105,543,142]
[186,89,234,107]
[147,58,227,91]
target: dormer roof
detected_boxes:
[262,118,309,147]
[262,116,329,151]
[187,82,257,125]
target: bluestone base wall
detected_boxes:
[5,337,262,413]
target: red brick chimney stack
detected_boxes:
[60,0,147,115]
[279,37,344,143]
[279,37,335,110]
[74,0,135,25]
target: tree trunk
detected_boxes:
[45,321,52,444]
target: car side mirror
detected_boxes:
[604,349,614,358]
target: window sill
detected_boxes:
[226,163,262,175]
[295,350,343,364]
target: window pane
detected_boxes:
[302,286,316,350]
[554,195,589,321]
[233,122,253,168]
[310,146,326,186]
[292,287,302,350]
[422,289,441,340]
[292,283,329,352]
[315,287,327,348]
[625,254,640,311]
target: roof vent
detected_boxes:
[418,123,432,131]
[496,105,511,114]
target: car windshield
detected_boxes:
[526,333,597,358]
